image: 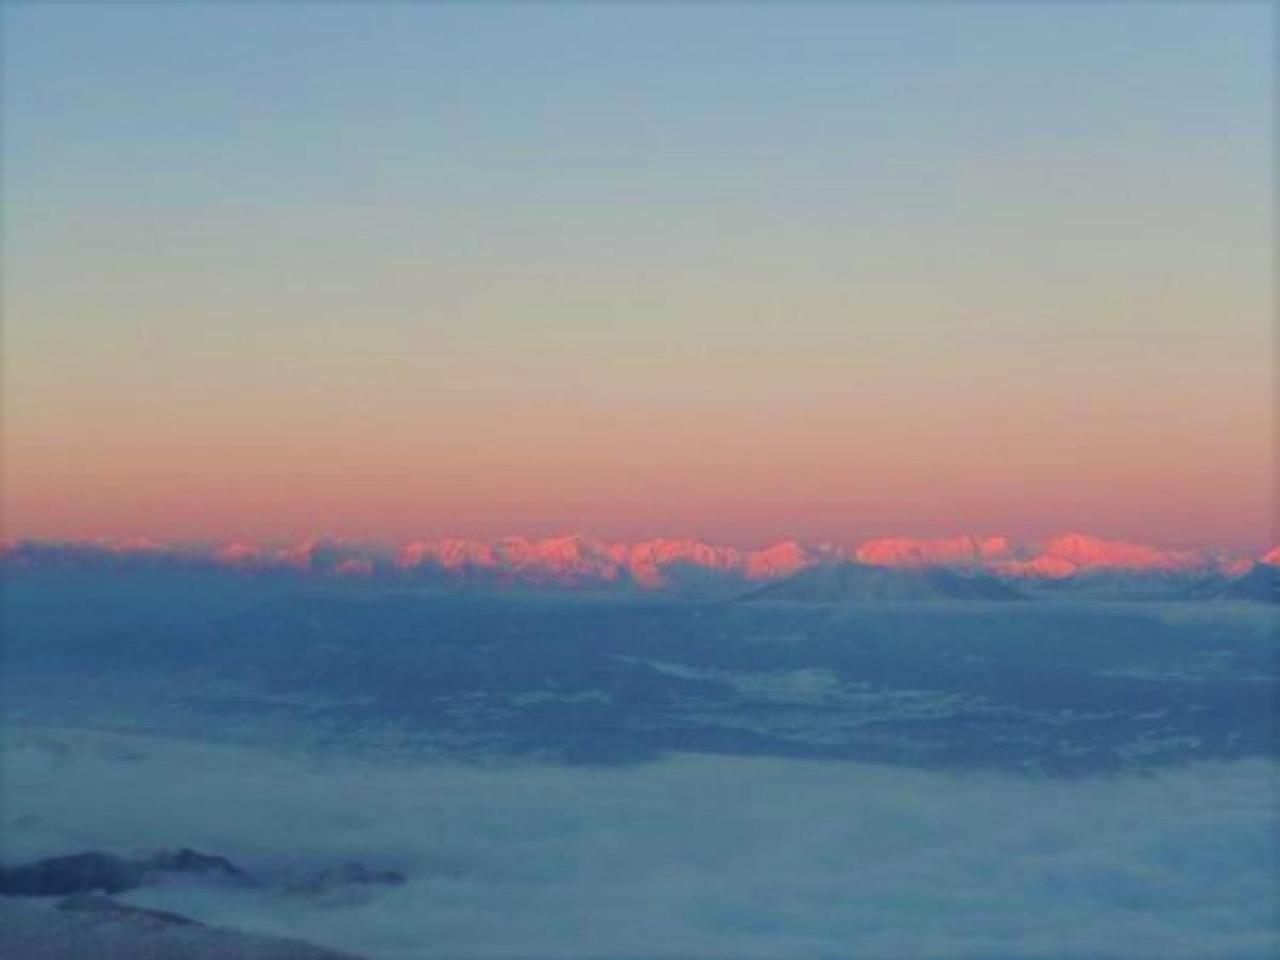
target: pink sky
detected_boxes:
[3,4,1272,553]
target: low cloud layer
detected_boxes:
[3,725,1274,959]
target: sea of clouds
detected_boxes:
[2,724,1275,960]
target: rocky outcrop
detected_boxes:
[1,848,409,900]
[0,852,145,897]
[0,848,252,897]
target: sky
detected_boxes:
[2,1,1274,550]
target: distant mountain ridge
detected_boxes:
[2,532,1274,598]
[743,562,1025,603]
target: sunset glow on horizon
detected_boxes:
[2,2,1273,553]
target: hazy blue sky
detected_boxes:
[3,2,1273,548]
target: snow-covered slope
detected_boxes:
[2,533,1268,598]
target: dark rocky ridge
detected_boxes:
[0,848,252,897]
[0,849,403,959]
[0,848,405,898]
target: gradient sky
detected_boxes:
[2,2,1273,550]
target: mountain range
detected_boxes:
[2,533,1274,599]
